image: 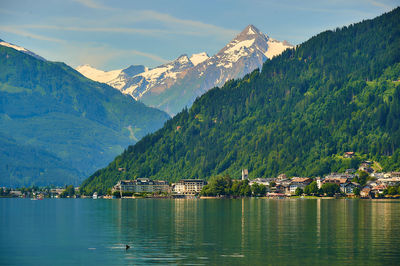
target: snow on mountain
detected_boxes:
[0,39,45,60]
[170,24,293,96]
[75,25,293,115]
[138,24,293,115]
[190,52,209,66]
[119,54,194,99]
[211,25,291,72]
[108,65,147,90]
[76,64,147,90]
[76,64,123,83]
[264,38,292,59]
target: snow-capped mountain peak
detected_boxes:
[0,39,45,61]
[176,54,190,64]
[76,64,123,83]
[111,54,195,100]
[190,52,209,66]
[246,25,258,35]
[242,24,261,36]
[167,54,194,70]
[212,24,292,70]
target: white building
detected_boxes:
[288,177,312,194]
[172,179,207,195]
[249,178,275,187]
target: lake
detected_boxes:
[1,198,400,265]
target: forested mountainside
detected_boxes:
[0,46,169,186]
[81,8,400,195]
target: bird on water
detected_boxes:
[126,245,130,250]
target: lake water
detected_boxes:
[1,198,400,265]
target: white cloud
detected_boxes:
[22,24,215,37]
[24,25,168,35]
[56,42,168,69]
[368,0,392,10]
[67,0,236,39]
[127,49,168,64]
[134,10,237,38]
[0,26,64,43]
[72,0,113,10]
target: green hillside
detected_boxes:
[0,46,170,186]
[80,8,400,195]
[0,133,79,186]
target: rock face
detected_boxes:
[77,25,293,115]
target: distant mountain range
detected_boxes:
[77,25,292,115]
[0,43,169,187]
[0,39,46,61]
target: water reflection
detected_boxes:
[106,199,400,265]
[1,198,400,265]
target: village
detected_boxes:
[107,165,400,199]
[101,154,400,199]
[2,154,400,199]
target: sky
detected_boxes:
[0,0,398,70]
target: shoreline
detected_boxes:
[2,196,400,200]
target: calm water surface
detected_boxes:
[1,198,400,265]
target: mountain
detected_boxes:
[77,25,292,115]
[0,44,170,187]
[80,8,400,195]
[0,39,45,61]
[0,133,80,186]
[75,64,124,83]
[117,54,196,100]
[140,25,293,115]
[76,55,203,101]
[76,64,147,88]
[190,52,209,66]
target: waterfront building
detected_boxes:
[360,187,372,198]
[249,178,275,187]
[172,179,207,195]
[113,178,170,194]
[342,182,360,194]
[50,188,65,196]
[289,177,312,194]
[10,190,22,197]
[371,184,387,196]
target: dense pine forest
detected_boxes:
[81,8,400,195]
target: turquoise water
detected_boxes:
[1,198,400,265]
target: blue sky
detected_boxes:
[0,0,398,70]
